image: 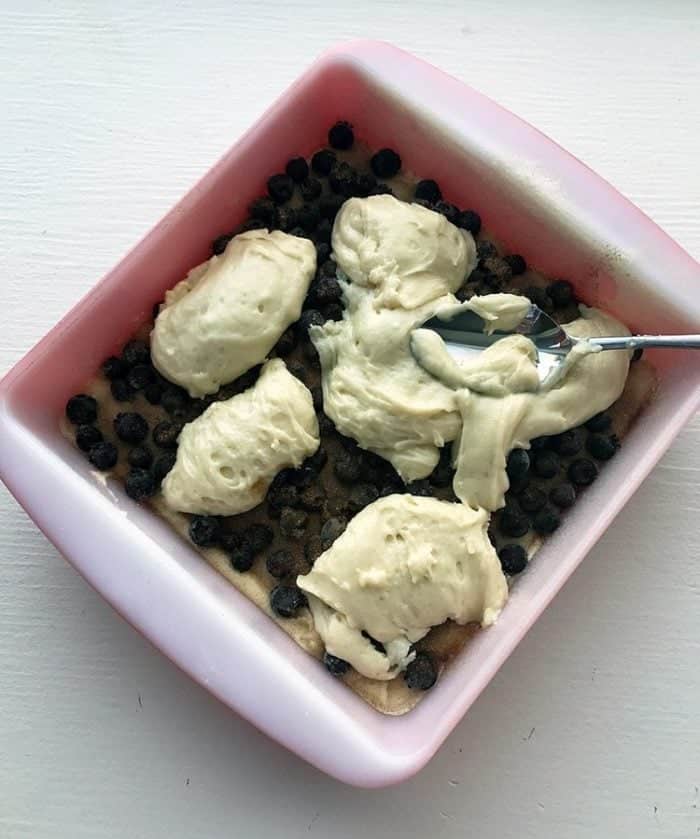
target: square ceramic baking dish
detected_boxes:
[1,40,699,788]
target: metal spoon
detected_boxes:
[412,303,700,388]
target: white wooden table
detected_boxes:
[2,3,698,837]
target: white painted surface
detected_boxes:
[1,1,699,836]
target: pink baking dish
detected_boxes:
[1,40,699,788]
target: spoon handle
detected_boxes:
[589,335,700,351]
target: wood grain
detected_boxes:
[1,2,698,837]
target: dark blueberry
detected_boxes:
[355,172,377,197]
[506,448,530,481]
[632,347,644,363]
[267,173,295,204]
[429,446,454,488]
[476,240,498,261]
[75,424,102,452]
[266,549,295,579]
[161,386,189,415]
[319,258,337,278]
[458,209,481,235]
[530,436,549,451]
[274,205,297,232]
[347,483,379,514]
[127,364,156,391]
[128,445,153,469]
[504,254,527,275]
[314,276,342,305]
[285,156,309,182]
[307,387,323,414]
[66,394,97,425]
[433,201,460,225]
[110,378,135,402]
[334,450,363,484]
[290,226,312,240]
[152,420,181,449]
[532,505,561,535]
[370,183,393,196]
[499,502,530,538]
[550,482,576,509]
[533,450,560,479]
[188,515,221,547]
[518,485,547,514]
[237,218,266,234]
[328,162,358,197]
[322,303,343,322]
[274,328,297,357]
[297,203,320,233]
[404,652,437,691]
[280,508,309,539]
[152,452,176,484]
[270,585,308,618]
[586,433,620,461]
[113,412,148,444]
[323,652,349,676]
[124,468,156,501]
[211,233,233,255]
[102,356,128,381]
[498,543,528,575]
[87,441,118,471]
[300,177,323,201]
[311,149,336,176]
[218,530,248,554]
[568,458,598,487]
[318,193,344,220]
[320,517,346,550]
[314,219,332,244]
[370,148,401,178]
[414,179,441,203]
[122,340,150,368]
[524,286,553,313]
[267,483,298,516]
[249,196,277,225]
[304,535,324,565]
[406,480,432,497]
[317,412,335,437]
[297,310,325,335]
[508,473,530,495]
[585,412,612,432]
[230,542,255,572]
[299,484,325,513]
[328,120,354,150]
[286,465,317,488]
[306,447,328,474]
[550,428,584,456]
[547,279,574,308]
[315,242,331,264]
[144,382,164,405]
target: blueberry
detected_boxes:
[249,196,277,224]
[329,162,358,197]
[414,179,441,203]
[110,379,135,402]
[530,436,549,451]
[297,203,320,233]
[477,241,498,262]
[506,448,530,481]
[66,394,97,425]
[230,543,255,572]
[429,446,454,488]
[317,412,335,437]
[314,276,342,305]
[267,173,295,204]
[273,205,297,232]
[236,218,265,234]
[247,523,273,554]
[161,386,188,415]
[585,412,612,432]
[113,412,148,444]
[211,233,233,255]
[121,340,150,368]
[525,286,554,314]
[270,585,307,618]
[144,382,164,405]
[458,209,481,235]
[370,148,401,178]
[323,652,350,676]
[504,254,527,275]
[550,428,584,456]
[568,458,598,487]
[547,279,574,307]
[128,445,153,469]
[369,183,393,196]
[334,450,362,484]
[315,243,331,265]
[152,421,181,449]
[322,303,343,322]
[75,424,102,452]
[406,480,432,497]
[499,502,530,538]
[288,226,310,239]
[404,652,437,690]
[433,201,460,225]
[532,505,561,535]
[320,517,346,550]
[347,483,379,514]
[102,356,128,381]
[355,172,377,197]
[304,535,324,565]
[266,549,294,579]
[124,468,156,501]
[267,483,298,516]
[586,433,620,461]
[127,364,156,391]
[300,177,323,201]
[152,452,176,484]
[189,515,221,547]
[549,482,576,509]
[498,543,528,575]
[306,447,328,474]
[88,441,118,470]
[280,508,309,539]
[533,450,560,479]
[285,156,309,182]
[314,219,332,244]
[311,149,336,176]
[274,327,297,357]
[319,193,344,220]
[328,120,354,150]
[518,485,547,514]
